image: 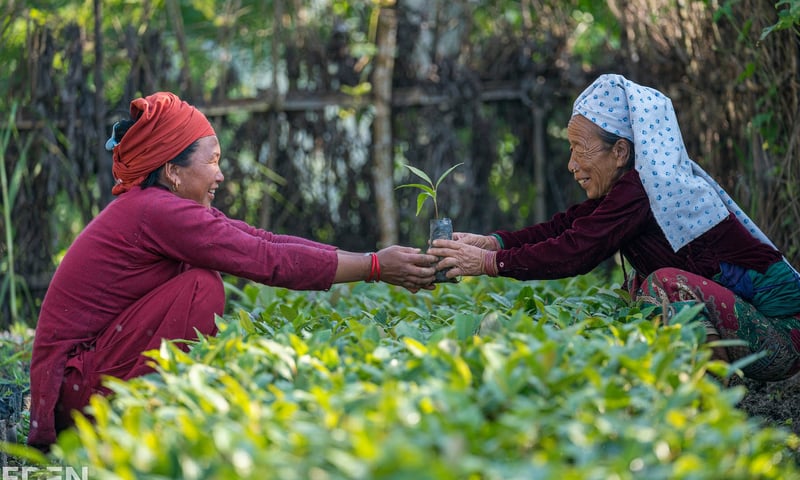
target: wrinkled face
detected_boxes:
[169,135,224,207]
[567,115,627,199]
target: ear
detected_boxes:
[613,139,631,168]
[162,162,180,184]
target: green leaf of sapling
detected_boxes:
[403,164,433,185]
[396,183,435,196]
[434,162,464,189]
[415,192,432,216]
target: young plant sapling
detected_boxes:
[396,162,463,283]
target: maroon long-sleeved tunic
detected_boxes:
[29,186,338,446]
[493,170,781,280]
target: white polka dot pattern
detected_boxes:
[571,74,774,252]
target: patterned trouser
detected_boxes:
[634,267,800,381]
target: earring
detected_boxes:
[171,183,178,192]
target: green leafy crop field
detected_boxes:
[3,275,799,479]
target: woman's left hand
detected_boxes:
[428,239,487,278]
[452,232,498,250]
[376,245,438,292]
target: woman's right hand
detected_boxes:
[452,232,499,250]
[427,239,491,278]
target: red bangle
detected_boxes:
[366,253,381,282]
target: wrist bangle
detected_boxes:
[366,253,381,282]
[373,253,381,282]
[482,250,499,277]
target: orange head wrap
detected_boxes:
[111,92,215,195]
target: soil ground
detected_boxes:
[735,372,800,464]
[737,372,800,437]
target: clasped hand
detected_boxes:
[376,245,439,292]
[428,233,497,279]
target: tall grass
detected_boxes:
[0,102,31,328]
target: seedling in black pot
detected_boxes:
[396,162,463,283]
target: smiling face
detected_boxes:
[566,115,630,199]
[163,135,224,207]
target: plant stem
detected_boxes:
[0,103,18,325]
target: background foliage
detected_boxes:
[0,0,798,330]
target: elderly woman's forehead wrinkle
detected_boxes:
[568,116,604,153]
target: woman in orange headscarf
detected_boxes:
[28,92,438,449]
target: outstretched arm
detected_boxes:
[334,246,438,292]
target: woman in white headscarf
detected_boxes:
[429,74,800,382]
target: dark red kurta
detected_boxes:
[493,170,782,280]
[29,186,338,447]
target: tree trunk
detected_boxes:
[259,0,283,231]
[95,0,110,205]
[532,106,546,223]
[371,6,398,247]
[166,0,192,94]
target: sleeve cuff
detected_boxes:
[491,233,504,250]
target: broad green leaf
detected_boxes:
[402,164,433,185]
[403,337,428,357]
[434,162,464,189]
[454,313,480,341]
[413,192,428,216]
[395,183,435,195]
[238,309,256,335]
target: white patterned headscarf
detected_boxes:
[572,73,775,252]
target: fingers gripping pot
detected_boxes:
[430,217,458,283]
